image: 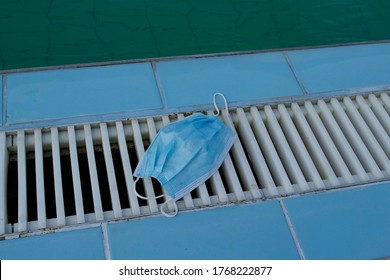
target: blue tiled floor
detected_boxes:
[287,43,390,93]
[0,227,105,260]
[283,182,390,260]
[6,63,162,124]
[107,201,300,260]
[157,53,303,108]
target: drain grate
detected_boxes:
[0,92,390,235]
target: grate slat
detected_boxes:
[68,126,85,223]
[330,99,383,179]
[264,105,309,192]
[84,124,104,221]
[381,93,390,114]
[17,130,27,232]
[357,96,390,158]
[305,101,355,184]
[100,123,122,219]
[51,127,66,226]
[249,107,285,196]
[317,99,369,182]
[290,103,339,186]
[368,95,390,136]
[131,119,159,214]
[115,121,141,216]
[196,183,211,206]
[0,132,8,234]
[208,168,229,204]
[220,152,244,202]
[278,104,325,190]
[344,97,390,174]
[223,110,262,200]
[34,129,46,229]
[235,108,269,198]
[205,109,245,202]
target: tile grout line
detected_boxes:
[151,62,168,110]
[279,199,306,260]
[101,222,112,260]
[283,52,309,95]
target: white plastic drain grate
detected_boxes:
[0,92,390,235]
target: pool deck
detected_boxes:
[0,42,390,259]
[2,41,390,129]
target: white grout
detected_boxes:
[279,199,306,260]
[101,222,112,260]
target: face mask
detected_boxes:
[133,93,237,217]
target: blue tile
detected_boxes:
[7,63,162,123]
[0,227,105,260]
[287,43,390,93]
[107,201,300,260]
[284,182,390,259]
[156,53,303,108]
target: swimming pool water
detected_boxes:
[1,0,390,71]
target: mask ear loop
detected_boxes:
[133,177,178,217]
[213,92,235,130]
[160,199,178,218]
[213,92,228,116]
[133,177,165,200]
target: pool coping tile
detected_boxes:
[6,63,163,124]
[155,52,304,109]
[286,43,390,94]
[283,182,390,260]
[107,201,301,260]
[0,227,106,260]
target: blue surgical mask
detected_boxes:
[133,93,237,217]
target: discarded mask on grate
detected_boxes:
[133,93,237,217]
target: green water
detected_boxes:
[1,0,390,71]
